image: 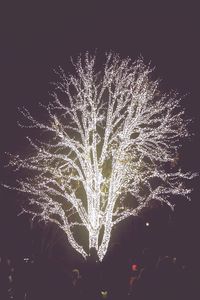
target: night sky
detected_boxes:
[0,0,199,293]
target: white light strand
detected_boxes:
[5,53,195,261]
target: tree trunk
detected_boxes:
[89,228,99,250]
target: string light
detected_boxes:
[5,53,195,261]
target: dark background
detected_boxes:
[0,1,199,298]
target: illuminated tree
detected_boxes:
[5,53,194,261]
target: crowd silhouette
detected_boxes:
[0,244,196,300]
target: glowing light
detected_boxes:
[131,264,138,271]
[145,222,150,227]
[4,53,195,261]
[101,290,108,299]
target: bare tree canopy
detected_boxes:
[4,53,195,261]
